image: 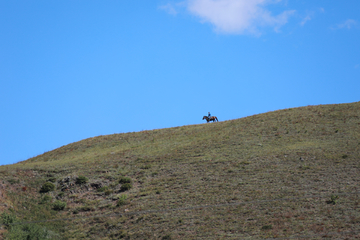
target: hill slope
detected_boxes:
[1,102,360,239]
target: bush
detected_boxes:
[53,200,66,211]
[97,186,108,192]
[120,183,132,192]
[1,212,16,227]
[8,179,19,185]
[48,177,57,183]
[119,177,132,184]
[78,206,94,212]
[40,182,55,193]
[105,189,113,195]
[261,225,273,230]
[326,195,339,205]
[39,195,52,204]
[97,186,114,195]
[76,176,88,184]
[5,223,52,239]
[117,194,128,206]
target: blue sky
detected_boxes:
[1,0,359,166]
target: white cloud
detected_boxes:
[185,0,295,35]
[332,19,358,30]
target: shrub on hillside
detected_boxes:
[76,205,94,212]
[39,195,52,204]
[262,225,273,230]
[76,176,88,184]
[117,194,128,206]
[48,177,57,183]
[8,179,19,185]
[120,183,132,192]
[40,182,55,193]
[53,200,66,211]
[1,212,16,227]
[105,189,113,195]
[326,195,339,205]
[119,177,132,184]
[2,213,52,240]
[97,186,108,192]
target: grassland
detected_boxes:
[1,101,360,239]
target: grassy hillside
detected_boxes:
[1,102,360,239]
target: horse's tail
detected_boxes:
[216,117,219,122]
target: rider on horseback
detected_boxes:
[203,112,218,122]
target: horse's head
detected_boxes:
[203,116,208,120]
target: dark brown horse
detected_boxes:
[203,116,218,122]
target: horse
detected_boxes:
[203,116,218,122]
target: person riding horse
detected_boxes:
[203,112,218,122]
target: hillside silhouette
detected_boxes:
[1,101,360,239]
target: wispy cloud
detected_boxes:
[331,19,358,30]
[300,15,312,26]
[159,3,178,16]
[186,0,295,35]
[300,8,325,27]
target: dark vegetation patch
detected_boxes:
[53,200,66,211]
[40,182,55,193]
[76,176,88,184]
